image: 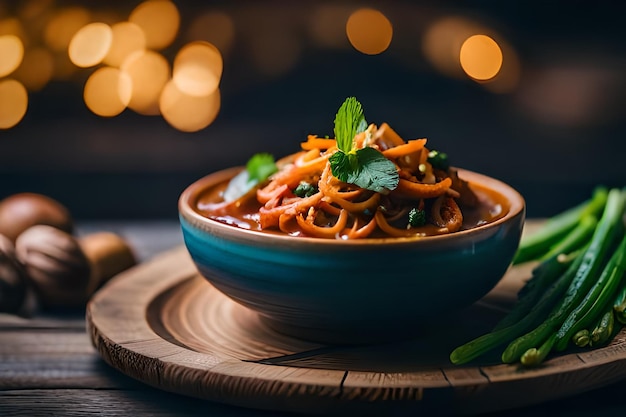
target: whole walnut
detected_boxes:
[0,193,73,243]
[15,225,90,309]
[0,233,30,314]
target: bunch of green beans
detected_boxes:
[450,186,626,367]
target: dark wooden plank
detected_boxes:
[0,313,86,331]
[0,330,141,390]
[0,389,292,417]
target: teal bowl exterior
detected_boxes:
[179,167,525,345]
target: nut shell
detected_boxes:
[0,193,73,243]
[0,233,28,313]
[15,225,90,308]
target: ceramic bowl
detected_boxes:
[179,167,525,345]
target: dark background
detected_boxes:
[0,1,624,220]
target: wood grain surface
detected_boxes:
[86,241,626,416]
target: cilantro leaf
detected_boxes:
[329,97,399,193]
[223,153,277,202]
[246,153,277,182]
[352,147,399,192]
[408,207,426,227]
[330,147,399,193]
[329,151,357,183]
[294,181,318,197]
[333,97,367,153]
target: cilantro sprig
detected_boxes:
[222,153,277,202]
[246,152,277,183]
[329,97,399,193]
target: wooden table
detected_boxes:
[1,220,625,416]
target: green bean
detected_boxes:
[573,329,591,347]
[502,188,625,363]
[520,333,557,367]
[590,309,615,347]
[500,251,588,363]
[512,186,608,265]
[553,231,626,351]
[450,249,582,365]
[538,214,597,262]
[612,280,626,324]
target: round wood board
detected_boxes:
[87,244,626,416]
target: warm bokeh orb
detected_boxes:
[160,79,220,132]
[129,0,180,50]
[346,8,393,55]
[68,22,113,68]
[84,66,132,117]
[460,34,503,81]
[173,41,222,97]
[0,79,28,129]
[0,18,28,47]
[0,35,24,77]
[482,40,521,93]
[422,16,479,79]
[103,21,146,68]
[121,50,170,115]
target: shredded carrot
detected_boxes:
[375,122,405,148]
[296,209,348,238]
[344,215,378,239]
[301,135,337,151]
[382,138,427,159]
[257,183,290,205]
[259,192,323,228]
[395,177,452,199]
[318,201,342,216]
[326,192,380,213]
[374,210,425,238]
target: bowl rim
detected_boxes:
[179,166,525,248]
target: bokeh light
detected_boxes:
[346,8,393,55]
[13,47,54,91]
[460,34,503,81]
[103,21,146,68]
[422,16,482,79]
[44,6,91,52]
[0,18,28,47]
[173,41,222,97]
[121,49,170,115]
[160,79,221,132]
[68,22,113,68]
[0,35,24,77]
[185,11,235,56]
[128,0,179,50]
[0,79,28,129]
[482,40,521,93]
[83,66,132,117]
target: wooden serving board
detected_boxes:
[86,241,626,416]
